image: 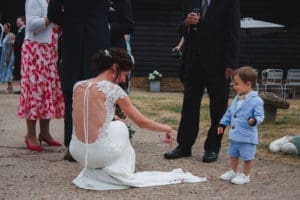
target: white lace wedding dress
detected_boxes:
[69,80,206,190]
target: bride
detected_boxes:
[69,48,206,190]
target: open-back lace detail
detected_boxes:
[95,81,127,139]
[73,80,127,140]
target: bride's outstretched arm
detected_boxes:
[117,97,174,145]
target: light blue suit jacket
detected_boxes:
[220,91,264,144]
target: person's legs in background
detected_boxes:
[164,80,204,159]
[164,54,205,159]
[203,75,230,162]
[62,91,76,161]
[13,60,21,94]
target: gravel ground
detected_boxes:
[0,83,299,200]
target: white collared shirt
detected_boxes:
[202,0,211,7]
[236,92,250,109]
[25,0,54,44]
[18,25,26,32]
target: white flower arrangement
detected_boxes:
[148,70,162,81]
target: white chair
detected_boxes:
[261,68,284,99]
[283,69,300,99]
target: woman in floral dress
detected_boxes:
[17,0,64,152]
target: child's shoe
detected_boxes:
[231,173,250,185]
[219,170,238,181]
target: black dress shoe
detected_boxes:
[202,151,218,163]
[164,146,191,159]
[64,149,77,162]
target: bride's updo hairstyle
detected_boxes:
[91,48,133,75]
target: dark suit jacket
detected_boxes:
[48,0,110,92]
[109,0,135,49]
[47,0,63,25]
[180,0,240,78]
[14,26,25,67]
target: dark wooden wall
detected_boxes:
[2,0,299,78]
[131,0,300,77]
[240,0,300,29]
[239,0,300,78]
[0,1,25,33]
[131,0,182,77]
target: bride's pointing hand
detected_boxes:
[163,128,176,148]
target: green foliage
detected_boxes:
[115,105,135,139]
[127,123,136,139]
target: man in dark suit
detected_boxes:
[13,16,25,81]
[109,0,134,49]
[164,0,240,162]
[109,0,134,94]
[48,0,110,161]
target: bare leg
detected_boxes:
[39,119,61,146]
[39,119,52,141]
[230,157,239,173]
[242,160,253,176]
[26,119,39,145]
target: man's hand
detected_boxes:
[225,68,234,80]
[248,117,256,126]
[217,127,224,135]
[184,12,200,26]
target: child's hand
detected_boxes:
[248,117,256,126]
[217,127,224,135]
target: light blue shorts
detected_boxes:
[228,140,256,161]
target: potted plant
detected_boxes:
[148,70,162,92]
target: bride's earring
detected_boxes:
[112,73,115,79]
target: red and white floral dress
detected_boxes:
[17,26,64,120]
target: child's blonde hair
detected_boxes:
[233,66,257,89]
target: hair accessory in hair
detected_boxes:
[104,49,112,58]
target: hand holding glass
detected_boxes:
[192,8,201,30]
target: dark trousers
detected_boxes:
[63,91,73,147]
[177,54,230,154]
[13,61,21,81]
